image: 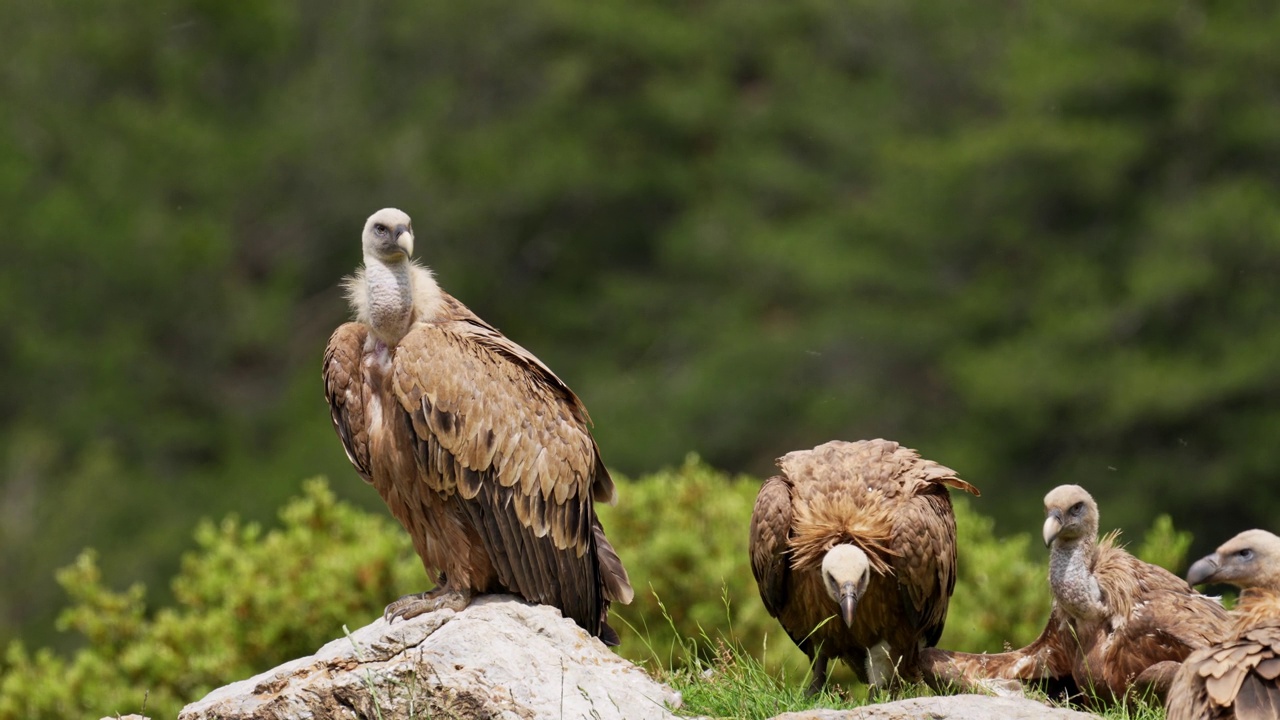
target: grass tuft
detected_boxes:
[631,592,1166,720]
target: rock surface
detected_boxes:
[771,695,1102,720]
[177,595,682,720]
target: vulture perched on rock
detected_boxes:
[922,484,1230,706]
[323,208,633,643]
[749,438,980,694]
[1167,529,1280,720]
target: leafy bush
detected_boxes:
[940,497,1052,653]
[1134,514,1194,576]
[599,456,802,671]
[0,479,422,720]
[0,466,1194,717]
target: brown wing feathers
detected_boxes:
[749,475,795,619]
[394,322,598,554]
[323,323,373,483]
[389,316,629,637]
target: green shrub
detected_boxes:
[0,479,422,720]
[940,497,1053,653]
[1134,514,1194,576]
[600,456,806,672]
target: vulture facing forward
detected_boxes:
[323,208,633,643]
[923,485,1230,705]
[1168,529,1280,720]
[749,439,980,694]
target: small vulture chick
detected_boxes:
[749,438,979,695]
[1168,529,1280,720]
[923,484,1230,707]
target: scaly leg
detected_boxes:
[383,586,472,623]
[805,653,830,697]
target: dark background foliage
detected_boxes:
[2,0,1279,652]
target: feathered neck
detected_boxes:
[343,257,445,347]
[1049,529,1108,622]
[1232,587,1280,633]
[788,492,897,576]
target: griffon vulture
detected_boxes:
[922,484,1230,705]
[749,438,980,694]
[323,208,633,643]
[1167,529,1280,720]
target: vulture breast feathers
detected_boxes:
[922,485,1230,706]
[749,439,979,694]
[323,208,632,643]
[1168,529,1280,720]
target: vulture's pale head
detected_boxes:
[821,544,871,628]
[1186,529,1280,590]
[362,208,415,263]
[1042,484,1099,548]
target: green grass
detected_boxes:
[656,641,1167,720]
[630,594,1168,720]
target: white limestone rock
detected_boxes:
[178,595,682,720]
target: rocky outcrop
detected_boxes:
[178,595,683,720]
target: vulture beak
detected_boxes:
[394,224,414,257]
[838,582,859,628]
[1043,510,1063,548]
[1186,554,1221,586]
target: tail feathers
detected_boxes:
[1236,674,1280,720]
[594,521,634,604]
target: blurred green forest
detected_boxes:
[2,0,1280,656]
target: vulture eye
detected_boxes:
[374,223,389,236]
[1069,502,1084,516]
[1239,549,1254,561]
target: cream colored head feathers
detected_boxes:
[1186,529,1280,591]
[822,544,872,628]
[344,208,444,346]
[362,208,414,262]
[1042,484,1099,548]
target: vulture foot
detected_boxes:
[383,588,472,623]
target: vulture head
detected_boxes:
[821,544,872,628]
[1186,529,1280,591]
[363,208,415,263]
[1042,484,1099,548]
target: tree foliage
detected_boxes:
[1,0,1276,652]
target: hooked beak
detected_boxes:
[1186,554,1221,586]
[1043,510,1063,548]
[394,224,414,257]
[838,582,859,628]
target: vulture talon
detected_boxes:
[384,588,472,623]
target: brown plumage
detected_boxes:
[748,439,980,694]
[1168,529,1280,720]
[323,208,632,643]
[922,485,1230,706]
